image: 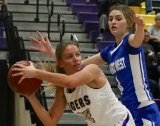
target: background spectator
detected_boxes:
[148,13,160,40]
[86,0,123,40]
[147,13,160,54]
[143,30,160,99]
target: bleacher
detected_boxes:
[0,0,160,126]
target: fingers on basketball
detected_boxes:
[8,60,42,95]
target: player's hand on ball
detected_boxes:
[12,61,36,84]
[8,60,42,95]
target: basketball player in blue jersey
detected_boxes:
[27,5,160,126]
[84,5,160,126]
[12,41,135,126]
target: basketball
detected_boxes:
[7,60,42,95]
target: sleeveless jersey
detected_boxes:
[100,34,155,111]
[64,81,129,126]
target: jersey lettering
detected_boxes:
[109,57,126,74]
[68,95,91,111]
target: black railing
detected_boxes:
[1,4,32,126]
[0,4,14,126]
[3,12,29,64]
[47,0,50,7]
[24,0,29,5]
[34,0,54,40]
[57,13,65,42]
[47,0,54,40]
[34,0,40,22]
[3,9,44,126]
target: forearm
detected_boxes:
[129,25,145,48]
[129,15,145,48]
[82,53,106,66]
[27,94,56,126]
[34,69,71,88]
[134,25,145,45]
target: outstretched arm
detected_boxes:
[82,53,107,67]
[26,87,67,126]
[12,62,104,88]
[29,31,106,67]
[29,31,55,58]
[129,14,145,48]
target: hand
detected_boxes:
[29,31,55,58]
[135,14,145,28]
[12,61,37,84]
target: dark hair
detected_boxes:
[55,41,79,74]
[144,29,149,34]
[109,4,135,32]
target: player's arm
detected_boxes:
[82,53,107,67]
[13,63,104,88]
[12,59,105,88]
[26,87,67,126]
[37,64,104,88]
[129,14,145,48]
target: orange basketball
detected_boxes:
[8,60,42,95]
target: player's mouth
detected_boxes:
[111,26,117,31]
[73,63,80,68]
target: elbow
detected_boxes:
[65,82,76,88]
[43,121,55,126]
[62,77,76,88]
[63,79,76,88]
[132,43,142,48]
[44,115,56,126]
[45,123,54,126]
[43,119,55,126]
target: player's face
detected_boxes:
[144,32,150,43]
[155,19,160,27]
[108,10,129,37]
[58,45,82,75]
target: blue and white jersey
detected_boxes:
[100,34,154,111]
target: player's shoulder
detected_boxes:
[84,64,99,69]
[83,64,101,76]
